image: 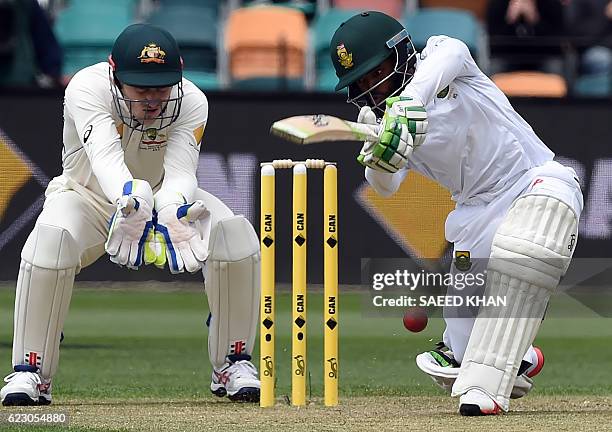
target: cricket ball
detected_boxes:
[403,307,428,333]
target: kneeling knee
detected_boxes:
[22,224,80,270]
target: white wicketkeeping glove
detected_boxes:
[153,200,211,274]
[105,180,155,269]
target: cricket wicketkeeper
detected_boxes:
[330,11,583,415]
[1,24,261,405]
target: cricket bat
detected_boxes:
[270,114,379,145]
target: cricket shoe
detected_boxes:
[512,346,545,398]
[457,347,545,416]
[520,346,545,379]
[1,365,52,406]
[459,389,501,416]
[415,342,459,393]
[416,343,545,399]
[210,355,260,402]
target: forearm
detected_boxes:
[153,111,205,210]
[154,172,198,210]
[365,166,409,197]
[90,154,133,204]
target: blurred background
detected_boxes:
[0,0,611,285]
[2,0,612,95]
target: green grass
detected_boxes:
[0,282,610,402]
[0,283,610,431]
[0,428,101,432]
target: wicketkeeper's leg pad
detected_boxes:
[452,193,578,411]
[13,223,80,379]
[205,215,260,369]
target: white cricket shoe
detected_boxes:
[210,355,260,402]
[459,388,501,416]
[415,342,460,393]
[457,348,545,416]
[416,343,545,399]
[1,365,52,406]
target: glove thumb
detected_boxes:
[357,105,377,125]
[118,196,137,217]
[177,200,209,222]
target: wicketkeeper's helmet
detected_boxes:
[108,23,184,132]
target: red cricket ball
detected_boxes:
[403,307,428,332]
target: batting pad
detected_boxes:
[452,194,578,411]
[205,215,260,369]
[13,223,79,379]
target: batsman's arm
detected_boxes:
[402,36,477,106]
[365,165,410,197]
[64,74,133,204]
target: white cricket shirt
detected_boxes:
[367,36,554,205]
[60,62,207,209]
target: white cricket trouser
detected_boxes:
[442,160,582,363]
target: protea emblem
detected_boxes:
[336,43,353,69]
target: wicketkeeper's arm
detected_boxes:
[149,91,210,273]
[153,142,200,211]
[154,92,207,210]
[64,75,133,204]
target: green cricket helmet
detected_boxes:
[330,11,417,115]
[108,23,184,132]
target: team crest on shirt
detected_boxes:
[138,43,166,64]
[139,127,167,151]
[336,43,353,69]
[454,251,472,271]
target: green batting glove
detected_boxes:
[358,96,427,173]
[385,96,428,147]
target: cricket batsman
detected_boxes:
[330,12,583,415]
[1,24,260,405]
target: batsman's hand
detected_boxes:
[151,200,210,274]
[356,105,380,168]
[105,180,155,269]
[358,96,427,173]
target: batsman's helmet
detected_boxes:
[330,11,417,114]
